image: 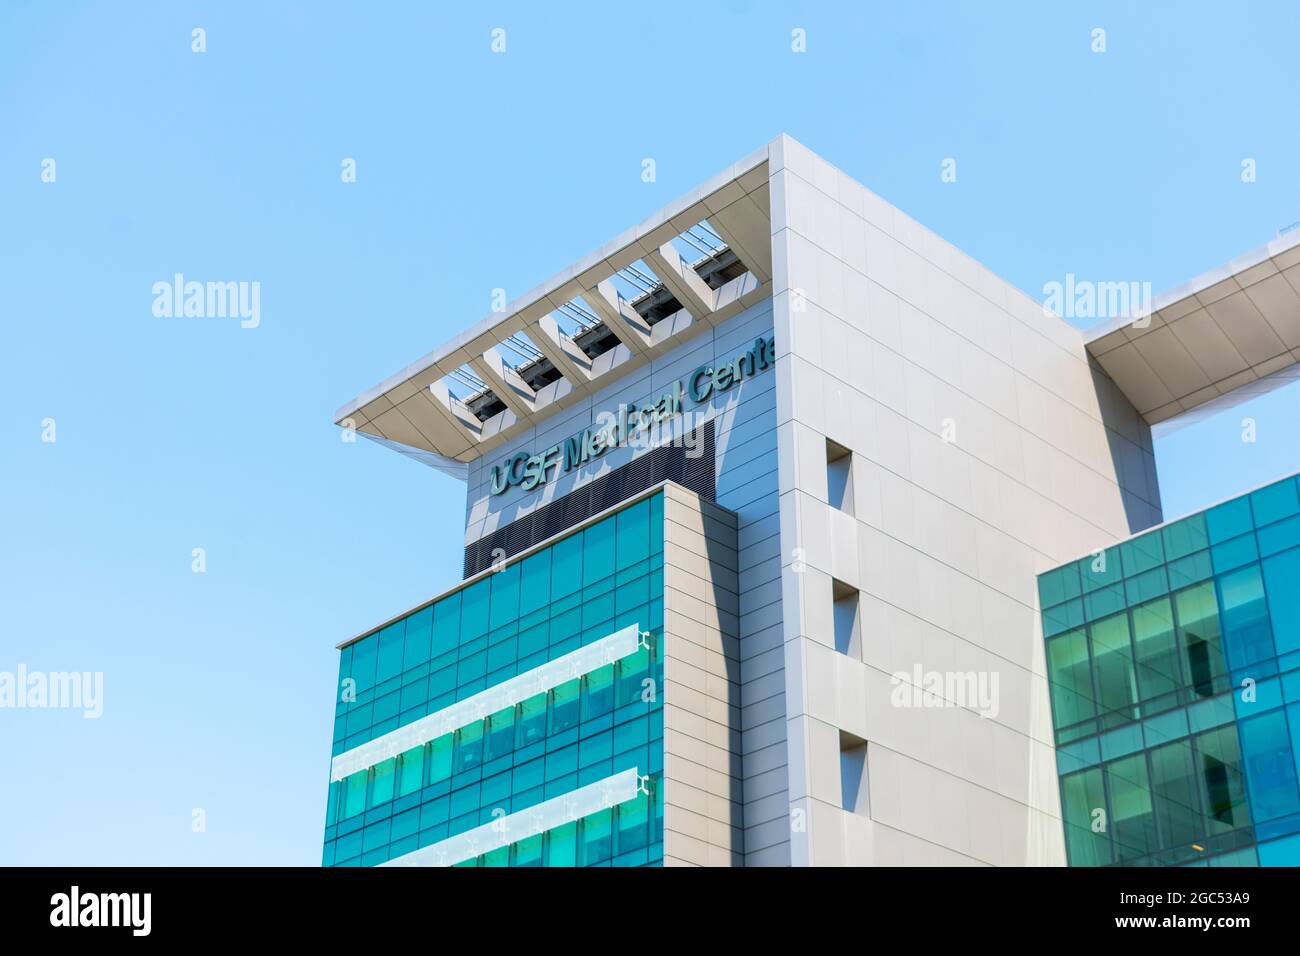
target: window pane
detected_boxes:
[1131,597,1180,703]
[1149,739,1200,855]
[1206,497,1253,544]
[377,623,405,683]
[616,499,650,570]
[512,833,543,867]
[1060,768,1110,866]
[582,519,615,588]
[1121,532,1165,577]
[1250,477,1300,526]
[1162,514,1209,562]
[1174,583,1227,698]
[1217,564,1274,669]
[428,733,453,783]
[579,808,613,865]
[519,549,552,616]
[545,821,577,866]
[460,578,490,643]
[1046,629,1095,730]
[1105,754,1157,861]
[369,757,396,808]
[1238,709,1300,823]
[519,693,547,748]
[431,592,461,658]
[551,534,583,599]
[402,608,432,671]
[551,680,580,735]
[454,720,485,774]
[615,792,651,855]
[582,665,615,722]
[1194,725,1250,836]
[1089,613,1138,728]
[485,706,516,762]
[349,636,377,695]
[617,648,652,708]
[397,745,425,797]
[1262,548,1300,657]
[489,562,520,630]
[343,770,367,819]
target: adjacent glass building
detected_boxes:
[1039,472,1300,866]
[323,493,667,867]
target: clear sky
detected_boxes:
[2,2,1297,864]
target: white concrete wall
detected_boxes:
[767,135,1160,866]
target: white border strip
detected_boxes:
[381,767,643,867]
[330,623,643,781]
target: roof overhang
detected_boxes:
[335,144,774,468]
[1086,230,1300,434]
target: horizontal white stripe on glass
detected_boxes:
[381,767,643,867]
[330,623,644,782]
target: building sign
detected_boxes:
[489,335,775,496]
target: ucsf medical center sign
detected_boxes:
[489,335,775,496]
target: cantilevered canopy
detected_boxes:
[1087,231,1300,432]
[335,147,773,469]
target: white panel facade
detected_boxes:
[767,135,1161,866]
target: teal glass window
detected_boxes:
[580,808,613,865]
[1206,497,1253,545]
[1121,532,1165,578]
[1148,739,1199,854]
[1262,549,1300,657]
[1250,478,1300,528]
[1217,564,1274,669]
[1239,709,1300,823]
[370,757,396,808]
[377,624,405,683]
[582,665,616,722]
[1162,514,1209,561]
[582,520,615,588]
[1174,582,1228,698]
[1046,629,1095,734]
[1061,768,1110,866]
[454,721,485,774]
[519,693,547,747]
[551,679,580,735]
[429,734,453,783]
[397,745,424,797]
[343,771,367,819]
[519,549,551,616]
[1090,613,1138,728]
[1131,597,1180,705]
[1039,564,1082,609]
[486,706,516,762]
[1106,753,1157,861]
[546,821,577,865]
[325,492,667,867]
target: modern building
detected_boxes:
[322,135,1300,866]
[1040,472,1300,867]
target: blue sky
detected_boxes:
[1,1,1297,864]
